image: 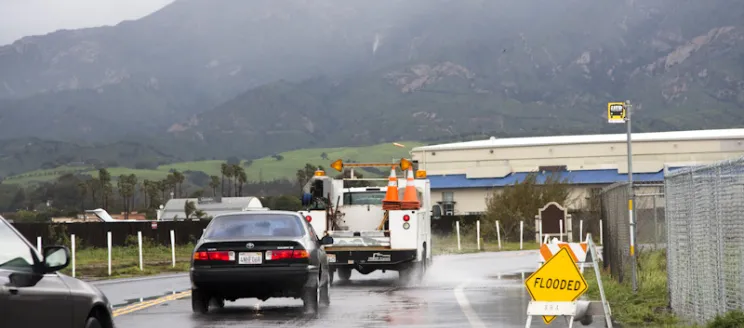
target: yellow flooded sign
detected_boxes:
[524,248,589,324]
[607,102,626,123]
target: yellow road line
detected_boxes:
[112,290,192,317]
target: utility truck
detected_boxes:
[298,158,440,284]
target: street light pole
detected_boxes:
[625,100,638,292]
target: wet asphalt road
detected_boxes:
[103,250,607,328]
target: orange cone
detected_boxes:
[382,166,401,210]
[401,168,420,210]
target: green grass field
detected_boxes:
[3,141,423,185]
[584,250,692,327]
[432,233,540,255]
[60,243,196,280]
[69,233,534,279]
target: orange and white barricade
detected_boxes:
[525,233,613,328]
[538,236,601,273]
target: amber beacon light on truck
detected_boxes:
[300,158,426,208]
[329,158,425,178]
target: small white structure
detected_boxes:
[159,196,263,221]
[84,208,146,222]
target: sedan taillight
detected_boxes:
[193,251,235,261]
[265,249,309,260]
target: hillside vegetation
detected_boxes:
[0,0,742,170]
[2,141,421,185]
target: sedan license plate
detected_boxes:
[327,254,336,263]
[238,252,262,264]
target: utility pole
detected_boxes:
[625,100,638,292]
[608,100,637,292]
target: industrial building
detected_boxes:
[158,196,264,221]
[410,128,744,215]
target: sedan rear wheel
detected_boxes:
[84,317,102,328]
[302,276,320,314]
[320,272,331,306]
[191,288,210,314]
[210,297,225,309]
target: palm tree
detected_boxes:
[117,175,129,219]
[231,164,242,197]
[86,178,99,208]
[77,181,87,213]
[165,173,178,198]
[157,180,168,202]
[224,164,235,197]
[128,174,138,212]
[142,179,151,208]
[238,169,247,196]
[231,165,247,196]
[220,163,228,196]
[209,176,220,196]
[184,200,196,219]
[147,180,161,208]
[172,170,185,197]
[98,168,112,210]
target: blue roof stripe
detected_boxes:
[428,168,686,189]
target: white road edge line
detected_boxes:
[91,273,188,285]
[454,281,487,328]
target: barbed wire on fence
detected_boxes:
[665,157,744,324]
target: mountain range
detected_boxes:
[0,0,743,176]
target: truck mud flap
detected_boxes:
[328,250,417,267]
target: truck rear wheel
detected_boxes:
[399,264,417,284]
[337,267,352,282]
[400,248,427,284]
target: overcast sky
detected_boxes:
[0,0,174,45]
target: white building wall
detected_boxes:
[414,139,744,177]
[414,129,744,214]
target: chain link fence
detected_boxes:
[665,157,744,324]
[600,181,665,282]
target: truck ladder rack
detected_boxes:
[377,211,389,231]
[341,178,390,181]
[329,230,390,237]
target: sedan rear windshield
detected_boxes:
[204,214,305,239]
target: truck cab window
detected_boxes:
[343,192,386,205]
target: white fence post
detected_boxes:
[36,236,42,251]
[107,231,112,276]
[519,221,524,250]
[496,220,502,250]
[559,220,564,242]
[137,231,143,271]
[599,219,603,245]
[170,230,176,268]
[71,234,76,278]
[476,220,481,250]
[456,221,461,251]
[579,220,584,242]
[538,219,543,244]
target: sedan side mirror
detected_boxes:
[320,235,334,245]
[42,246,70,273]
